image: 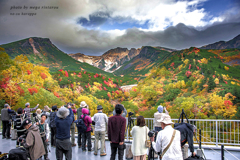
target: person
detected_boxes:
[1,103,15,139]
[108,104,126,160]
[36,114,50,160]
[34,109,42,123]
[55,105,74,160]
[81,108,93,152]
[131,116,149,160]
[24,102,39,119]
[174,123,197,158]
[49,105,58,147]
[112,105,127,117]
[15,108,27,147]
[42,105,51,125]
[93,105,108,156]
[20,118,45,160]
[150,114,183,160]
[77,101,90,148]
[154,105,168,132]
[69,103,77,147]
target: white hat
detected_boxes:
[80,101,88,108]
[157,114,174,124]
[57,107,69,119]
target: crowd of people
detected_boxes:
[1,102,197,160]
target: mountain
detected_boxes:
[201,34,240,49]
[114,46,174,76]
[0,37,112,75]
[69,47,141,72]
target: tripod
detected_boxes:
[125,115,134,142]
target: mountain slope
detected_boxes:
[0,37,112,75]
[69,47,141,72]
[114,46,174,76]
[201,34,240,49]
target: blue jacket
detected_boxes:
[55,108,74,140]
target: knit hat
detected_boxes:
[43,105,51,112]
[4,103,9,108]
[80,101,88,108]
[157,105,163,113]
[97,105,103,110]
[36,109,42,114]
[157,114,174,124]
[57,107,69,119]
[25,102,30,107]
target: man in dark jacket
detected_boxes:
[49,105,58,147]
[108,104,126,160]
[1,103,15,139]
[15,108,27,147]
[174,123,196,157]
[55,105,74,160]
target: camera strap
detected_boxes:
[160,129,176,158]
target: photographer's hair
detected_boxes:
[115,104,123,115]
[137,116,145,127]
[41,114,47,119]
[17,108,23,114]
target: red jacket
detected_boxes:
[80,108,92,132]
[108,114,126,143]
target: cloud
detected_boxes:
[0,0,239,55]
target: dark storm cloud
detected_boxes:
[0,0,240,56]
[77,11,110,28]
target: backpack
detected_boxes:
[49,112,56,128]
[74,114,88,133]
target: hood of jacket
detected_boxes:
[82,108,89,115]
[27,124,39,132]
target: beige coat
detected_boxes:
[154,109,169,127]
[23,124,45,160]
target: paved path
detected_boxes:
[1,138,240,160]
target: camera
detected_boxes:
[18,135,26,143]
[128,112,134,117]
[148,130,158,137]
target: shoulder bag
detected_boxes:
[160,129,176,158]
[145,126,151,148]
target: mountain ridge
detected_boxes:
[201,34,240,49]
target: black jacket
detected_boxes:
[174,123,194,152]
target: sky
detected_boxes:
[0,0,240,55]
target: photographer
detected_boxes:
[24,102,39,118]
[150,114,183,160]
[55,105,74,160]
[49,105,58,147]
[36,114,50,160]
[15,108,27,147]
[1,103,15,139]
[131,116,149,160]
[113,105,127,117]
[93,105,108,156]
[108,104,126,160]
[154,105,168,132]
[80,108,93,152]
[20,118,46,160]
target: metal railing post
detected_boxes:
[216,120,218,147]
[221,145,224,160]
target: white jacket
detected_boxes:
[152,125,183,160]
[130,126,149,156]
[93,112,108,132]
